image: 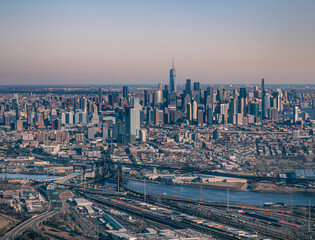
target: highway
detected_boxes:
[1,209,59,240]
[1,189,61,240]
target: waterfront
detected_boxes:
[126,180,315,206]
[279,108,314,120]
[4,173,315,206]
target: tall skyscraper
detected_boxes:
[80,97,87,113]
[154,84,163,106]
[240,88,247,99]
[187,102,192,122]
[193,82,201,104]
[90,104,99,125]
[185,79,191,95]
[261,78,266,119]
[261,78,265,92]
[192,100,198,122]
[194,82,200,91]
[262,93,270,119]
[293,106,299,123]
[169,61,176,92]
[123,86,129,98]
[99,87,102,102]
[126,98,141,142]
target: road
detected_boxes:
[1,210,59,240]
[1,189,61,240]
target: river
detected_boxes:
[2,173,61,180]
[279,108,314,120]
[4,173,314,206]
[125,180,315,206]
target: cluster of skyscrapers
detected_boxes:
[0,62,310,145]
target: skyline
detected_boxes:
[1,1,315,85]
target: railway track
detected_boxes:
[82,193,237,240]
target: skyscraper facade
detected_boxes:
[123,86,129,98]
[293,106,299,123]
[126,98,141,142]
[169,62,176,92]
[185,79,191,95]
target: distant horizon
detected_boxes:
[1,83,315,88]
[1,1,315,85]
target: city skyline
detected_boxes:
[1,1,315,85]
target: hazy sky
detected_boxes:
[0,0,315,85]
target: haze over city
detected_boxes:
[1,0,315,85]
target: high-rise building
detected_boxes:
[90,104,99,125]
[74,110,87,124]
[229,98,238,116]
[99,87,102,103]
[250,102,259,117]
[102,122,109,140]
[27,108,33,125]
[192,100,198,122]
[293,106,299,123]
[194,82,200,91]
[126,98,141,142]
[261,78,266,119]
[262,92,270,119]
[269,108,278,120]
[261,78,265,92]
[144,90,149,106]
[169,61,176,92]
[153,86,163,106]
[192,82,201,104]
[240,88,247,99]
[206,106,213,125]
[197,109,204,125]
[187,102,192,122]
[52,119,61,130]
[61,111,74,125]
[80,97,87,113]
[123,86,129,98]
[185,79,191,95]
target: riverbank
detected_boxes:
[126,180,315,206]
[125,177,314,195]
[125,177,248,192]
[250,181,315,195]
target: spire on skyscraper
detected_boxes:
[169,60,176,92]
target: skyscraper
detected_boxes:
[185,79,191,95]
[192,100,198,122]
[99,87,102,102]
[154,84,163,106]
[169,61,176,92]
[126,98,141,142]
[90,104,99,125]
[293,106,299,123]
[187,102,192,122]
[261,78,266,119]
[261,78,265,92]
[123,86,129,98]
[262,93,270,119]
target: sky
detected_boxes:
[0,0,315,85]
